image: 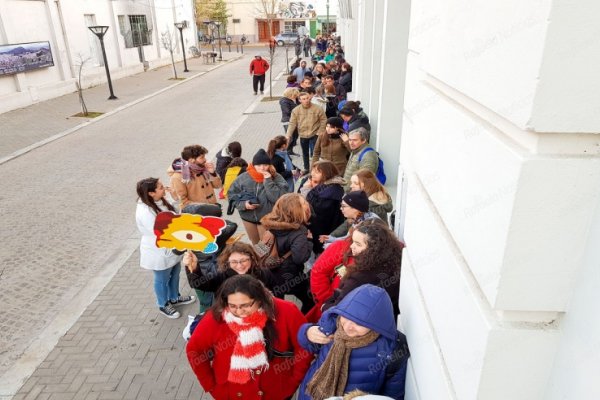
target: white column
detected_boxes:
[353,0,373,108]
[374,0,410,184]
[366,0,384,143]
[398,0,600,398]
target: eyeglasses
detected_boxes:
[340,204,350,209]
[227,300,256,311]
[228,258,251,266]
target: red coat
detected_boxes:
[249,58,270,76]
[306,239,353,322]
[186,298,312,400]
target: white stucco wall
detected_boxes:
[0,0,194,114]
[342,0,600,398]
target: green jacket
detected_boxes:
[342,143,379,191]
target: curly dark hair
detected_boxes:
[349,219,404,275]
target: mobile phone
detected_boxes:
[248,200,260,205]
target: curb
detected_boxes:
[0,55,244,166]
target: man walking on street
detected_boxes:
[286,91,327,173]
[249,55,269,95]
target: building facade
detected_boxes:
[225,0,337,42]
[0,0,196,114]
[339,0,600,399]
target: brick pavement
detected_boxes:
[4,47,292,399]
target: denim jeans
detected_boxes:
[153,263,181,307]
[300,135,318,171]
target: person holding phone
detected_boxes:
[228,149,289,244]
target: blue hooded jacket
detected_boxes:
[297,284,409,399]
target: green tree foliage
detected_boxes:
[195,0,231,33]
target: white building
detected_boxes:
[225,0,338,43]
[339,0,600,399]
[0,0,196,114]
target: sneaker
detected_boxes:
[254,91,258,95]
[170,295,196,306]
[159,304,180,319]
[260,91,264,94]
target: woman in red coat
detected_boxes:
[186,274,312,400]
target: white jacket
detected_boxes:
[135,201,182,271]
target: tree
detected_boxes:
[210,0,230,34]
[74,53,91,116]
[161,29,179,79]
[195,0,230,34]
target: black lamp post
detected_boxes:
[88,26,117,100]
[213,21,223,61]
[174,22,189,72]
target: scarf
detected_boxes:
[171,158,209,184]
[306,318,380,399]
[223,308,270,384]
[275,150,294,172]
[247,164,265,183]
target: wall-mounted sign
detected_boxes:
[0,41,54,76]
[277,2,317,19]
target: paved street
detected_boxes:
[0,47,290,399]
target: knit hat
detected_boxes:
[342,190,369,213]
[327,117,344,130]
[252,149,271,166]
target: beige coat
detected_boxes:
[167,167,222,209]
[286,103,327,140]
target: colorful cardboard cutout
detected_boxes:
[154,211,227,253]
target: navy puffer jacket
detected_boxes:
[297,284,409,399]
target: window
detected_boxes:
[117,14,152,48]
[232,18,241,23]
[84,14,103,66]
[284,21,306,33]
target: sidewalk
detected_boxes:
[3,49,292,399]
[0,46,266,163]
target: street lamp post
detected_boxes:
[88,26,117,100]
[174,22,189,72]
[326,0,330,35]
[213,21,223,61]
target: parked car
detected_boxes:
[275,32,299,46]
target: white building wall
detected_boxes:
[341,0,600,398]
[0,0,194,114]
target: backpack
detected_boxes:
[254,230,292,269]
[358,147,387,185]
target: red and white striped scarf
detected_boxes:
[223,309,269,384]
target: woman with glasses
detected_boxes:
[183,242,275,295]
[186,274,313,400]
[319,190,380,245]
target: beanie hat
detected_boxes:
[252,149,272,166]
[342,190,369,213]
[338,107,355,116]
[327,117,344,130]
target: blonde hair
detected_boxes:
[354,169,389,199]
[282,87,300,100]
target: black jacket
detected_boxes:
[259,219,313,296]
[279,97,297,123]
[306,178,346,253]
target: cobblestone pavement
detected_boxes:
[1,46,290,399]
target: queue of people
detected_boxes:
[133,33,409,399]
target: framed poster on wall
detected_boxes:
[0,41,54,76]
